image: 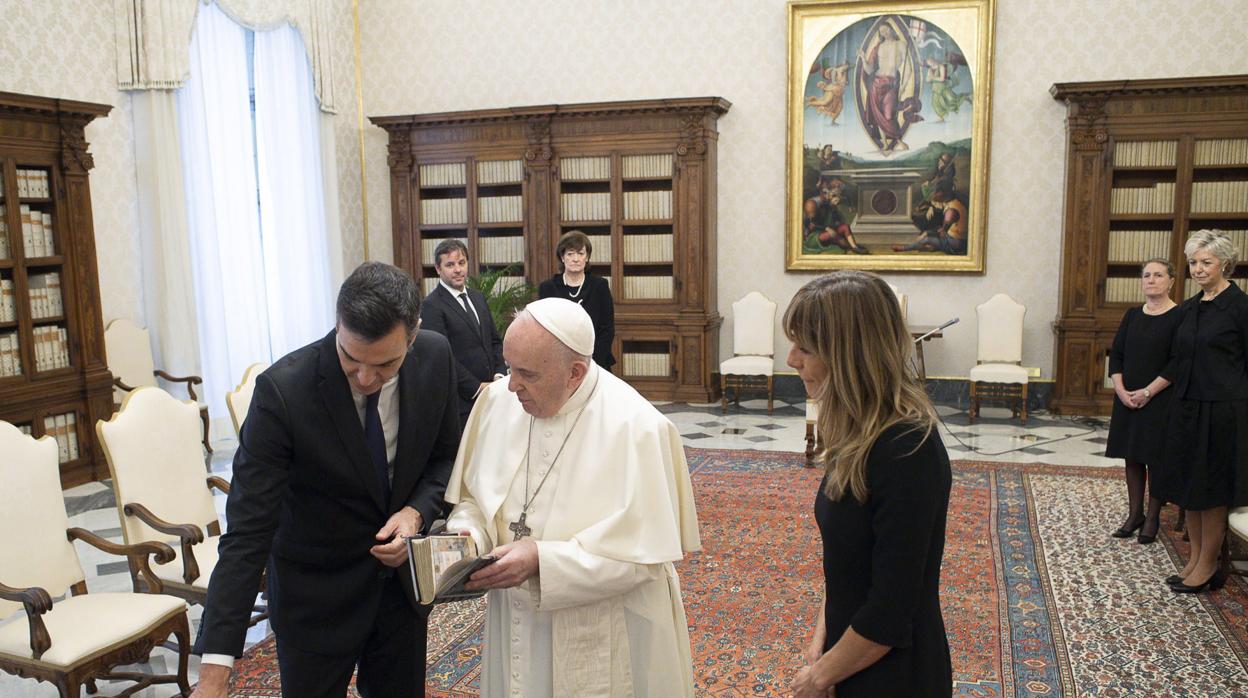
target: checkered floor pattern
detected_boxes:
[0,400,1114,696]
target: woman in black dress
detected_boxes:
[1158,229,1248,593]
[785,271,952,697]
[1106,259,1180,544]
[537,230,615,371]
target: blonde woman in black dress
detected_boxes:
[1106,259,1180,544]
[786,271,952,697]
[1159,229,1248,593]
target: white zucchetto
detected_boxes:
[524,297,595,356]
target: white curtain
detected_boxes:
[131,90,201,378]
[253,24,334,353]
[178,2,272,433]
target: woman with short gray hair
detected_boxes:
[1156,229,1248,593]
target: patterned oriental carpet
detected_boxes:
[225,448,1248,697]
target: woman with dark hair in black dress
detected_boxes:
[1106,259,1180,544]
[538,229,616,371]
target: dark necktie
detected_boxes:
[459,292,480,330]
[364,391,390,506]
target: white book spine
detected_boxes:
[66,413,79,459]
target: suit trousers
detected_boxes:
[276,573,428,697]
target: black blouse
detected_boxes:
[814,423,953,696]
[537,273,616,370]
[1107,305,1182,390]
[1162,283,1248,401]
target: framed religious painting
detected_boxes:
[786,0,996,272]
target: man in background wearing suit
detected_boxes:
[420,239,507,426]
[192,262,461,698]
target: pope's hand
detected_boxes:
[370,506,423,567]
[464,539,538,590]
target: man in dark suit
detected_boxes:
[419,239,507,425]
[192,262,461,698]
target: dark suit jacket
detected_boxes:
[420,284,506,416]
[193,330,461,657]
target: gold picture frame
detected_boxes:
[786,0,996,272]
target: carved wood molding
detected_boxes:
[386,128,412,171]
[524,117,552,162]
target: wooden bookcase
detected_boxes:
[0,91,113,487]
[1050,75,1248,415]
[371,97,730,402]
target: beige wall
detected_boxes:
[356,0,1248,379]
[4,0,1246,381]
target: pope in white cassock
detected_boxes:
[445,297,701,697]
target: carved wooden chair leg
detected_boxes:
[1019,384,1028,425]
[198,406,213,454]
[767,376,774,414]
[720,375,728,414]
[86,678,98,694]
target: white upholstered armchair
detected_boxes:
[96,387,267,626]
[104,318,212,453]
[0,422,190,698]
[968,293,1029,424]
[226,362,269,436]
[720,292,777,414]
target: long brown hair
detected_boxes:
[783,271,937,502]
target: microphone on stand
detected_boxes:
[913,317,959,344]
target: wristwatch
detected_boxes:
[1143,388,1151,398]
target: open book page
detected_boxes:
[407,534,495,604]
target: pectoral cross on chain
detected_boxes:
[509,512,531,541]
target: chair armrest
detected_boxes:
[0,581,52,658]
[113,376,138,392]
[154,370,203,401]
[122,503,205,584]
[67,527,174,595]
[207,476,231,495]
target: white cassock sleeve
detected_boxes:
[534,540,665,611]
[446,495,495,558]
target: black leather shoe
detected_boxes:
[1165,574,1183,585]
[1171,569,1228,593]
[1112,517,1145,538]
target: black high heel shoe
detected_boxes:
[1165,574,1184,585]
[1112,516,1145,538]
[1171,569,1228,593]
[1138,520,1160,544]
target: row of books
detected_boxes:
[32,325,70,372]
[623,275,674,300]
[1194,139,1248,167]
[478,196,523,223]
[0,279,15,322]
[16,423,32,436]
[622,154,673,179]
[43,412,80,463]
[1106,230,1171,263]
[622,191,673,220]
[561,192,611,221]
[561,156,611,181]
[420,198,468,226]
[420,237,465,263]
[1190,180,1248,213]
[1113,141,1177,168]
[0,332,22,376]
[419,163,467,187]
[622,352,670,377]
[28,272,63,319]
[478,236,526,265]
[1109,182,1174,215]
[622,234,674,263]
[14,168,51,199]
[477,159,523,185]
[13,204,56,257]
[0,216,7,258]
